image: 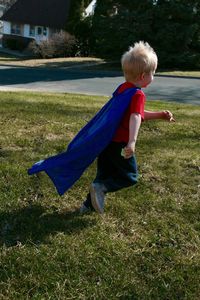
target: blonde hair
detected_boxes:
[121,41,158,82]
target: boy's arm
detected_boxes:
[144,110,175,122]
[123,113,141,159]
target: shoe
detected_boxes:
[90,183,106,214]
[79,204,91,214]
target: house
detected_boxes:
[84,0,96,17]
[0,0,71,47]
[0,4,5,34]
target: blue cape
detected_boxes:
[28,85,139,195]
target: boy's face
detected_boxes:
[140,70,155,88]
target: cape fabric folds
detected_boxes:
[28,85,138,195]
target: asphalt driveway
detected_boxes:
[0,65,199,105]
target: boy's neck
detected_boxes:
[127,80,142,88]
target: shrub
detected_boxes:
[29,31,77,58]
[2,34,34,51]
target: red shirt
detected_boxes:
[112,82,145,143]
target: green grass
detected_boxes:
[0,91,200,299]
[156,70,200,78]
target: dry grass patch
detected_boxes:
[0,55,104,68]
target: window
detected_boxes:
[11,23,21,35]
[36,26,47,36]
[37,27,42,35]
[29,25,35,36]
[43,27,47,36]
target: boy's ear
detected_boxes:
[139,73,145,80]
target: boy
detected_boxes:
[80,41,175,214]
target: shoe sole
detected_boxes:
[90,184,103,214]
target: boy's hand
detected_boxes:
[163,110,175,122]
[122,143,135,159]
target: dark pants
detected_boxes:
[84,142,138,209]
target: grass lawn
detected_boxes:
[0,91,200,299]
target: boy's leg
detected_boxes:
[89,145,112,213]
[94,142,138,193]
[80,146,110,213]
[94,146,115,182]
[82,142,138,213]
[90,142,138,213]
[80,193,95,213]
[82,193,93,208]
[90,182,107,214]
[103,155,138,192]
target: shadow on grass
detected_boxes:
[0,204,95,247]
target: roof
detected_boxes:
[1,0,71,29]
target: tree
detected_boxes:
[91,0,200,68]
[91,0,155,58]
[151,0,200,68]
[0,0,16,9]
[66,0,91,34]
[65,0,93,56]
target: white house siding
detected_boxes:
[25,25,50,43]
[2,21,50,44]
[3,21,11,34]
[34,26,49,43]
[0,5,5,35]
[84,0,96,17]
[23,24,29,37]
